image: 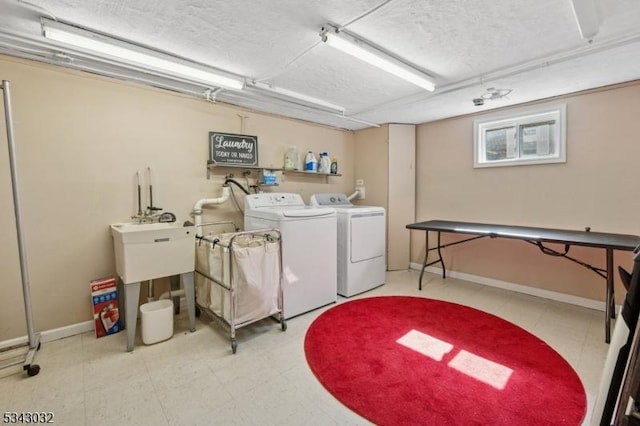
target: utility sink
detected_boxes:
[110,222,195,284]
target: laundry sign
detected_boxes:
[209,132,258,166]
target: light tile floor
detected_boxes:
[0,270,612,425]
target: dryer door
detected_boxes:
[351,213,385,262]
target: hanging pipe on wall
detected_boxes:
[224,177,250,195]
[193,185,231,237]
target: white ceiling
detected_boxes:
[1,0,639,130]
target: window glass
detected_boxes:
[473,105,566,168]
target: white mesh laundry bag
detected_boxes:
[194,241,212,308]
[195,238,230,318]
[195,233,280,325]
[230,238,281,324]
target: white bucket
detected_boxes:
[140,299,174,345]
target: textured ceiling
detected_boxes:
[0,0,639,130]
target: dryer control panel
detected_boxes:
[310,193,352,207]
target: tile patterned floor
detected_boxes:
[0,270,612,425]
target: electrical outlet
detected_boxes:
[356,179,364,186]
[356,185,365,200]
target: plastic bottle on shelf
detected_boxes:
[330,157,338,174]
[284,146,300,170]
[304,151,317,172]
[262,170,277,185]
[319,152,331,174]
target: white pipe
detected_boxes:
[193,185,231,235]
[347,188,362,201]
[159,289,185,300]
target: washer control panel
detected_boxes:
[245,193,305,209]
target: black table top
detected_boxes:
[406,220,640,251]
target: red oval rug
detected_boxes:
[304,296,586,426]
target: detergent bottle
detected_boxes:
[284,146,300,170]
[319,152,331,173]
[304,151,317,172]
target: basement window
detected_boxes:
[473,104,566,168]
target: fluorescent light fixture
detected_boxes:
[247,81,346,113]
[320,24,435,92]
[569,0,601,40]
[41,19,244,90]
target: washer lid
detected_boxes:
[281,207,336,218]
[339,206,386,216]
[245,206,336,220]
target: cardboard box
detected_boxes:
[91,276,122,338]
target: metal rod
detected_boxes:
[147,166,153,209]
[136,171,142,216]
[436,232,446,278]
[148,279,154,301]
[426,234,488,251]
[606,248,614,343]
[418,232,428,290]
[3,80,39,353]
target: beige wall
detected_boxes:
[387,124,415,270]
[353,125,389,269]
[0,55,355,340]
[353,124,416,270]
[353,125,389,208]
[413,81,640,303]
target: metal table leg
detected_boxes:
[418,232,429,290]
[605,248,615,344]
[418,231,447,290]
[181,272,196,332]
[436,232,445,278]
[124,281,141,352]
[170,275,180,314]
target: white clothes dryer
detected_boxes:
[244,193,337,318]
[310,193,386,297]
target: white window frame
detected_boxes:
[473,104,567,168]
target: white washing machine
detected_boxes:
[244,193,337,318]
[310,193,386,297]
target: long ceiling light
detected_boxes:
[320,24,435,92]
[247,81,346,114]
[41,19,244,90]
[569,0,601,40]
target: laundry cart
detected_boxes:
[194,226,286,353]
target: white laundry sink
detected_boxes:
[110,222,196,284]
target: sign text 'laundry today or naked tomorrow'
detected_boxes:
[209,132,258,166]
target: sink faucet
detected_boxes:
[131,167,163,223]
[131,205,163,223]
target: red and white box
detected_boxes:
[90,276,122,338]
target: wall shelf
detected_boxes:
[282,169,341,183]
[206,162,341,183]
[206,161,283,179]
[283,169,341,177]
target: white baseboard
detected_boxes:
[0,320,94,351]
[409,262,608,312]
[1,297,188,349]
